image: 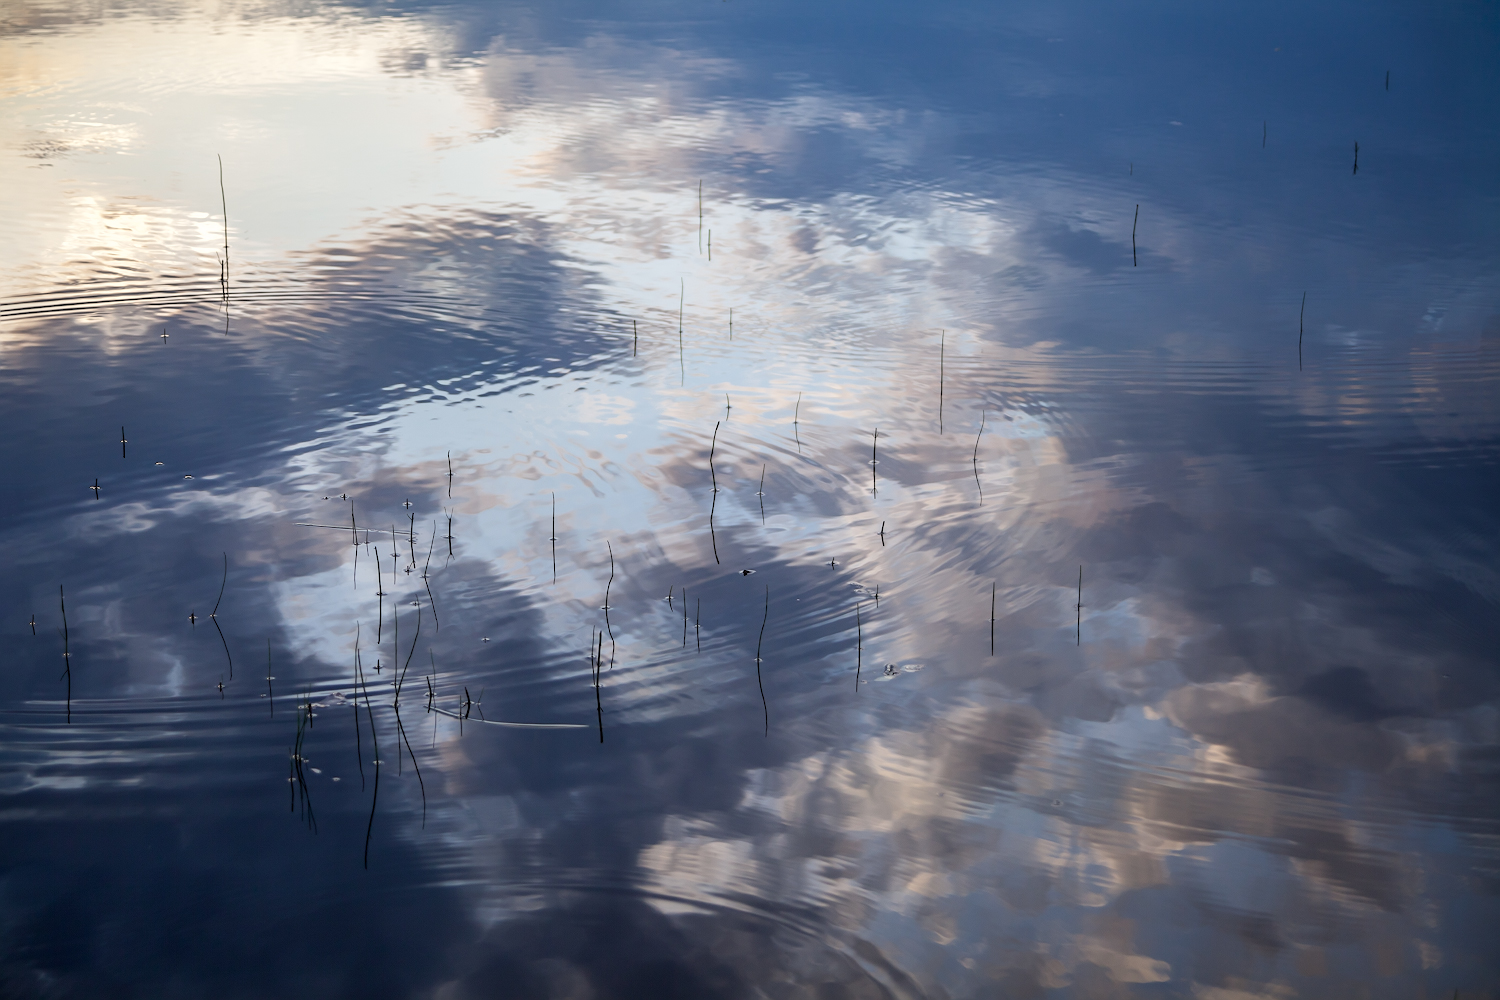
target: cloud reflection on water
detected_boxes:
[1,0,1498,996]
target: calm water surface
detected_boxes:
[2,0,1498,996]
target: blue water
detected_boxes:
[1,0,1497,996]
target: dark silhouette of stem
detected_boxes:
[59,586,70,723]
[755,586,769,735]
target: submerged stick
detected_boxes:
[1352,141,1359,175]
[550,492,557,584]
[633,319,638,357]
[990,583,996,656]
[755,585,769,735]
[120,426,126,459]
[871,427,878,495]
[678,279,685,384]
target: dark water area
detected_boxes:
[1,0,1498,996]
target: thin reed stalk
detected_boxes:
[59,585,70,723]
[354,626,365,791]
[973,411,986,503]
[1076,566,1083,645]
[855,602,862,690]
[422,523,439,630]
[1299,291,1306,371]
[755,586,769,735]
[210,553,232,679]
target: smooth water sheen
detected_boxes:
[2,0,1498,996]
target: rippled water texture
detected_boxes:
[2,0,1498,996]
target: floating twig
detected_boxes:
[990,583,996,656]
[1352,141,1359,176]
